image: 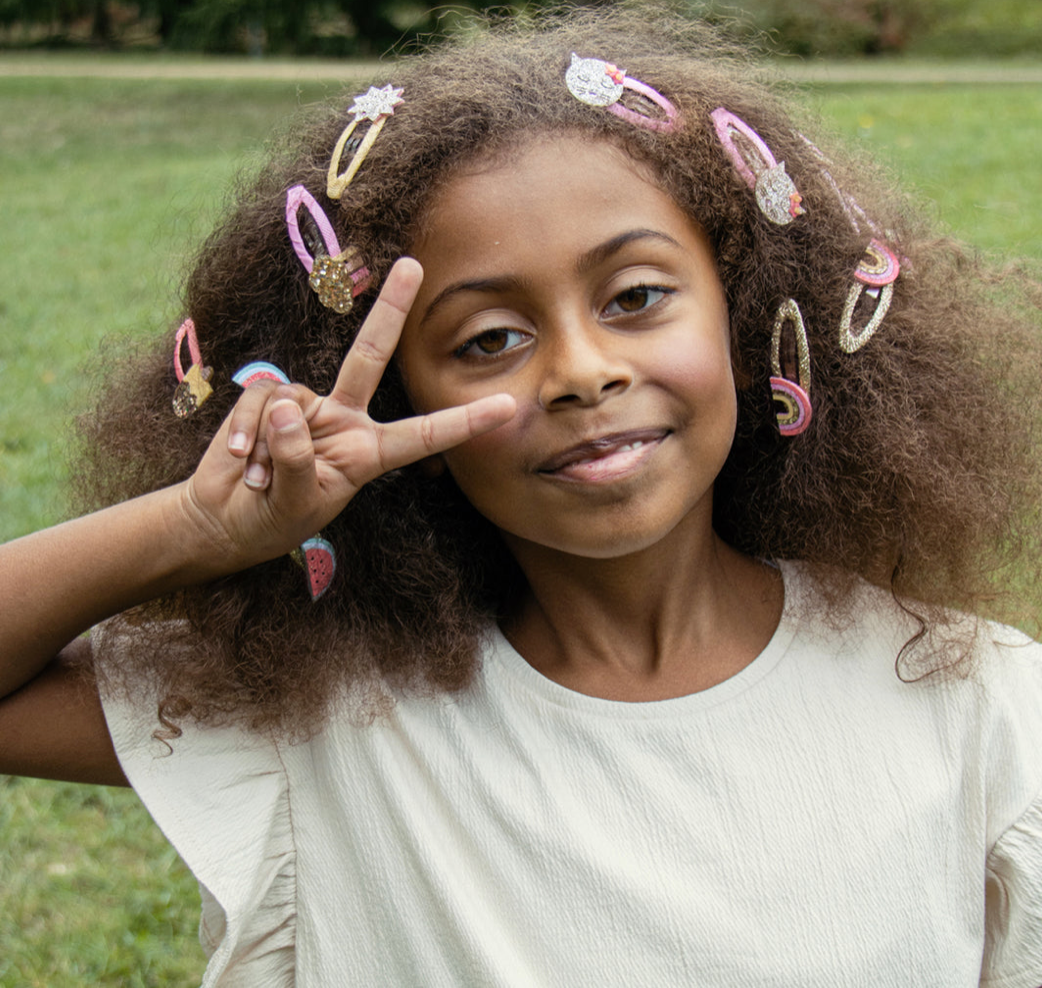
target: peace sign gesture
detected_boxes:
[182,258,516,569]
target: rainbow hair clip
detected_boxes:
[172,318,213,418]
[839,239,900,354]
[327,85,404,200]
[711,108,805,226]
[770,299,813,436]
[286,184,372,314]
[565,54,678,133]
[232,361,291,388]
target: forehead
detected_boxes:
[411,134,701,268]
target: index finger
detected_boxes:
[328,257,423,410]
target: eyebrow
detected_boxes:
[419,228,684,326]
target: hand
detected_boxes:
[181,258,516,566]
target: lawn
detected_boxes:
[1,61,1040,986]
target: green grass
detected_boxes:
[1,63,1041,986]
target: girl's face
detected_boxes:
[396,134,736,562]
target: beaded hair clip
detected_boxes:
[565,54,679,133]
[711,108,805,226]
[286,184,372,314]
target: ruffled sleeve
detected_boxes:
[94,624,297,987]
[982,795,1042,987]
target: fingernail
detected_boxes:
[228,431,249,453]
[270,400,303,433]
[244,463,269,489]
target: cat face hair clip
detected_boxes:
[711,108,805,225]
[565,54,678,133]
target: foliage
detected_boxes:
[4,0,1040,56]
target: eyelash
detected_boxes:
[602,284,673,318]
[453,284,675,359]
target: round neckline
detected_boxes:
[484,560,802,721]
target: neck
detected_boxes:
[501,517,782,701]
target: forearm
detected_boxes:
[0,483,235,700]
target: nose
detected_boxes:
[537,322,633,409]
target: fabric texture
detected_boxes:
[97,562,1042,987]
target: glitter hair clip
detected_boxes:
[232,360,336,601]
[286,184,372,314]
[796,135,900,354]
[327,84,404,200]
[172,318,213,418]
[565,54,678,133]
[711,108,805,225]
[839,239,899,354]
[770,299,812,436]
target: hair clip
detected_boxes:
[285,184,372,314]
[838,239,899,354]
[290,536,337,601]
[172,318,213,418]
[770,299,812,436]
[565,54,678,133]
[327,84,404,200]
[229,358,337,600]
[711,108,805,225]
[232,361,291,388]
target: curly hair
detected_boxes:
[75,3,1042,735]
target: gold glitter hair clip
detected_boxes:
[711,108,805,226]
[327,84,404,201]
[286,184,372,314]
[770,299,813,436]
[839,239,900,354]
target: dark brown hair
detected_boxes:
[76,4,1042,735]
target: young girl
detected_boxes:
[2,6,1041,984]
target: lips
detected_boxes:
[537,428,670,477]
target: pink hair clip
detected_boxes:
[285,184,372,314]
[565,54,678,134]
[172,317,213,418]
[770,299,812,436]
[327,84,404,200]
[711,108,805,225]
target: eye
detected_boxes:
[455,327,529,358]
[603,285,672,317]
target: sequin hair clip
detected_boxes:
[711,108,805,226]
[286,184,372,314]
[172,317,213,418]
[565,54,679,133]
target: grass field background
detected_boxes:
[1,60,1040,986]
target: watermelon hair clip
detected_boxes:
[290,537,337,601]
[234,360,337,601]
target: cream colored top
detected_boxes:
[99,563,1042,987]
